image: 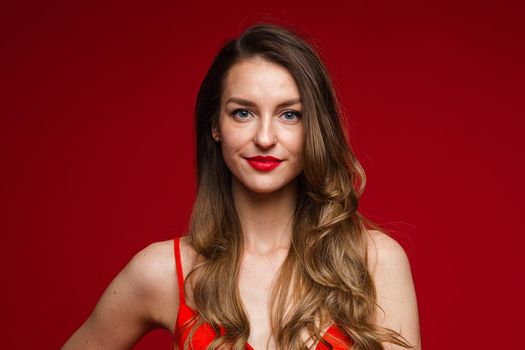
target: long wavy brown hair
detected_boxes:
[180,23,412,350]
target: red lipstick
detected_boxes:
[246,156,282,171]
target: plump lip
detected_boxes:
[245,155,282,171]
[246,155,282,162]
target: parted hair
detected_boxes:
[181,23,412,350]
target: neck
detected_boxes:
[231,177,298,255]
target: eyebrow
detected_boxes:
[225,97,302,108]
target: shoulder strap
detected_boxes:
[173,236,186,306]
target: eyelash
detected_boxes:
[231,109,302,121]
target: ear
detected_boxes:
[211,125,221,141]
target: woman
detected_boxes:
[63,23,421,350]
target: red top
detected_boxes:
[172,236,353,349]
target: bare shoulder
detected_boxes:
[365,229,410,275]
[130,239,177,293]
[364,229,421,350]
[112,239,179,331]
[61,240,179,349]
[364,229,413,300]
[179,234,198,263]
[131,239,176,278]
[177,235,201,293]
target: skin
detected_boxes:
[62,57,421,350]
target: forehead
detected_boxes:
[222,57,301,103]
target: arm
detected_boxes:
[367,230,421,350]
[62,240,178,350]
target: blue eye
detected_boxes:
[232,109,251,119]
[282,111,302,121]
[231,109,302,121]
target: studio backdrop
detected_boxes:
[1,0,523,349]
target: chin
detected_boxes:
[241,182,279,194]
[242,178,296,195]
[247,186,282,194]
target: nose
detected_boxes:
[253,114,277,148]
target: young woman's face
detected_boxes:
[213,57,305,194]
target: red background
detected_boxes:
[1,1,523,349]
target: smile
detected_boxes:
[245,156,282,172]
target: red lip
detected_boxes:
[246,156,282,162]
[245,155,282,171]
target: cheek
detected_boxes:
[220,138,245,172]
[220,125,252,155]
[288,133,305,160]
[221,135,242,155]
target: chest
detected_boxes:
[237,252,284,349]
[174,265,348,349]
